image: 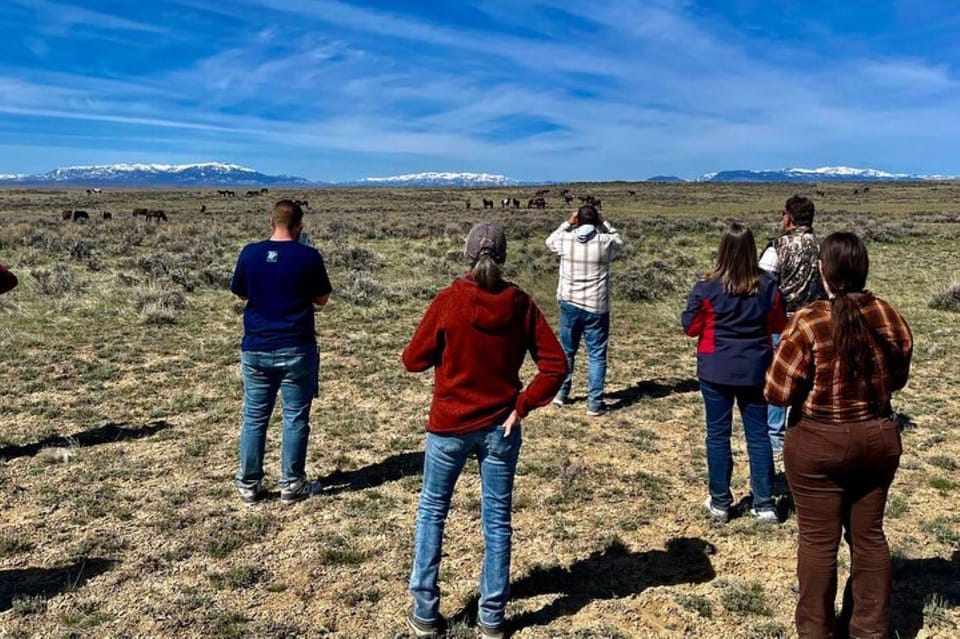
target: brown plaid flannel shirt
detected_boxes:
[765,294,913,423]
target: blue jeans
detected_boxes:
[768,333,787,453]
[236,346,318,488]
[700,380,774,512]
[557,301,610,409]
[410,422,522,628]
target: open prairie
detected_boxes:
[0,183,958,638]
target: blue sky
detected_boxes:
[1,0,958,181]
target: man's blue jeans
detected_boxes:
[557,301,610,410]
[768,333,787,453]
[700,380,774,512]
[236,346,318,489]
[410,422,521,629]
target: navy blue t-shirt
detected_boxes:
[231,240,332,352]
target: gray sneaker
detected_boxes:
[586,402,608,417]
[406,611,438,638]
[236,481,265,505]
[703,497,729,524]
[280,479,315,505]
[478,621,505,639]
[552,393,568,408]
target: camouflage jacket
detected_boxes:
[774,226,823,313]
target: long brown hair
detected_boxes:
[706,222,760,295]
[819,232,873,384]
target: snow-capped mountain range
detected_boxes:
[0,163,955,187]
[0,163,309,186]
[694,166,954,182]
[350,172,519,187]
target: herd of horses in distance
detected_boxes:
[466,188,602,211]
[53,184,873,223]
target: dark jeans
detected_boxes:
[785,417,901,639]
[700,380,774,511]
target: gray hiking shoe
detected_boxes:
[586,402,608,417]
[406,610,438,638]
[280,479,315,505]
[236,481,265,505]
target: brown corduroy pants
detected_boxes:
[784,417,901,639]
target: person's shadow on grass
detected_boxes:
[448,536,716,634]
[886,550,960,639]
[605,378,700,412]
[0,421,172,461]
[0,557,118,611]
[317,451,425,496]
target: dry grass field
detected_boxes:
[0,183,958,638]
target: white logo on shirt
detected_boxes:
[267,251,278,263]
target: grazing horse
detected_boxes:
[465,200,471,210]
[483,198,494,209]
[147,210,167,222]
[535,189,550,197]
[61,210,73,221]
[201,205,207,214]
[853,189,860,195]
[863,186,870,193]
[72,210,90,222]
[260,187,269,195]
[245,190,260,198]
[102,211,112,220]
[501,198,510,209]
[512,198,520,209]
[579,195,601,209]
[132,208,149,218]
[815,190,825,197]
[528,197,546,210]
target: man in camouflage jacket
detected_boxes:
[761,195,823,458]
[775,195,823,314]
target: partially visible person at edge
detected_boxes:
[760,195,824,462]
[682,222,786,524]
[765,232,913,639]
[545,204,624,416]
[230,200,332,506]
[0,262,17,295]
[402,222,567,639]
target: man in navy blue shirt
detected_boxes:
[231,200,332,504]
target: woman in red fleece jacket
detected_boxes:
[403,222,567,639]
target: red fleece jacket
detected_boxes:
[403,277,568,435]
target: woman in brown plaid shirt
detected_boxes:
[765,232,913,639]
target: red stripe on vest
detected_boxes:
[698,298,716,354]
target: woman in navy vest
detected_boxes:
[682,222,786,523]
